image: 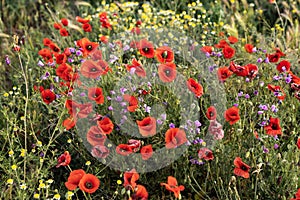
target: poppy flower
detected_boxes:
[267,84,286,100]
[55,53,67,64]
[275,48,286,57]
[217,67,233,82]
[97,117,114,135]
[116,144,133,156]
[267,53,281,63]
[233,157,251,178]
[224,106,240,125]
[229,61,249,77]
[198,148,214,161]
[123,94,139,112]
[91,145,109,159]
[276,60,290,72]
[297,138,300,149]
[99,35,109,44]
[38,48,53,63]
[86,126,107,146]
[131,185,149,200]
[264,117,282,136]
[43,38,52,46]
[65,169,86,190]
[49,42,60,53]
[82,23,92,32]
[201,46,213,54]
[130,40,140,49]
[214,39,229,48]
[291,188,300,200]
[160,176,185,199]
[131,27,141,35]
[208,120,224,140]
[158,62,177,83]
[76,16,90,24]
[228,36,238,44]
[136,117,156,137]
[127,139,142,153]
[80,60,104,79]
[76,38,99,57]
[206,106,217,120]
[53,22,62,30]
[90,50,103,61]
[88,87,105,104]
[78,174,100,194]
[65,100,93,118]
[289,71,300,84]
[124,169,139,190]
[56,63,78,82]
[126,58,146,77]
[59,28,69,37]
[139,39,155,58]
[140,145,153,160]
[155,46,174,63]
[244,44,254,53]
[245,63,258,79]
[99,12,112,30]
[41,89,56,104]
[165,128,187,149]
[187,78,203,98]
[56,151,71,168]
[63,117,76,130]
[223,46,235,59]
[61,18,68,26]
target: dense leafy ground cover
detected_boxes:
[1,0,300,199]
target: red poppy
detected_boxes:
[38,48,53,63]
[228,36,238,44]
[267,84,286,100]
[140,145,153,160]
[214,39,229,48]
[63,117,77,130]
[55,53,67,64]
[155,46,174,63]
[224,106,240,125]
[61,18,68,26]
[65,169,86,190]
[76,16,90,24]
[223,46,235,59]
[139,39,155,58]
[297,138,300,149]
[53,22,62,30]
[56,63,78,82]
[124,169,139,190]
[90,50,103,61]
[267,53,281,63]
[289,71,300,84]
[99,12,112,30]
[201,46,213,54]
[275,48,286,57]
[41,89,56,104]
[198,148,214,161]
[165,128,187,149]
[49,42,60,53]
[91,145,109,158]
[116,144,133,156]
[130,40,140,49]
[245,63,258,79]
[187,78,203,98]
[217,66,233,82]
[264,117,282,136]
[43,38,52,46]
[244,44,254,53]
[97,117,114,135]
[82,23,92,32]
[229,61,249,77]
[76,38,99,57]
[56,151,71,168]
[233,157,251,178]
[291,188,300,200]
[136,117,156,137]
[80,60,104,79]
[59,28,69,37]
[131,185,149,200]
[78,174,100,194]
[123,94,139,112]
[126,58,146,77]
[131,27,141,35]
[65,100,93,118]
[100,35,109,44]
[161,176,185,199]
[158,62,177,83]
[206,106,217,120]
[208,120,224,140]
[86,126,107,146]
[276,60,290,72]
[88,87,105,104]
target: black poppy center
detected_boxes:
[90,68,98,72]
[45,96,51,100]
[143,47,149,52]
[271,124,279,130]
[162,51,168,58]
[210,111,215,117]
[241,165,247,171]
[87,45,93,51]
[165,69,171,76]
[94,134,103,138]
[53,47,59,52]
[85,181,93,189]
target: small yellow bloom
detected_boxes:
[20,183,27,190]
[46,179,54,184]
[36,140,42,147]
[7,179,13,184]
[117,180,122,185]
[8,150,14,156]
[20,149,26,157]
[3,93,9,97]
[86,161,91,166]
[39,182,46,189]
[67,139,72,143]
[20,116,25,121]
[13,86,17,90]
[33,193,40,199]
[53,194,61,200]
[202,142,206,147]
[66,191,74,198]
[11,165,17,170]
